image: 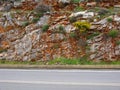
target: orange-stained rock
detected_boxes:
[5,26,14,31]
[0,26,5,33]
[1,41,9,49]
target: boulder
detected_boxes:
[69,11,94,19]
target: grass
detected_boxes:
[69,32,77,38]
[87,32,100,39]
[74,6,84,12]
[22,21,29,27]
[32,18,40,23]
[41,24,49,32]
[108,29,119,38]
[0,57,120,65]
[107,17,113,23]
[71,0,80,3]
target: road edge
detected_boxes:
[0,64,120,69]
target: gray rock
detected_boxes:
[65,25,75,33]
[50,33,65,41]
[23,56,29,61]
[98,8,109,16]
[3,12,15,27]
[14,29,41,56]
[37,15,50,26]
[58,0,71,4]
[14,1,22,8]
[69,11,94,19]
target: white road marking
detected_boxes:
[0,69,120,73]
[0,80,120,86]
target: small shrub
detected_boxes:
[69,32,77,38]
[35,12,44,18]
[0,48,7,53]
[107,18,113,23]
[41,24,49,32]
[32,18,39,23]
[74,6,84,12]
[87,32,100,39]
[58,25,66,33]
[69,17,77,23]
[74,21,91,33]
[116,41,120,45]
[108,29,118,38]
[22,21,29,27]
[59,25,64,31]
[71,0,80,3]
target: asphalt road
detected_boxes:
[0,69,120,90]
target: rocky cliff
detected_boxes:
[0,0,120,61]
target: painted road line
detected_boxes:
[0,69,120,73]
[0,80,120,86]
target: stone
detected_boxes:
[65,25,75,33]
[69,11,87,18]
[58,0,71,8]
[83,12,94,19]
[89,34,120,60]
[86,2,97,7]
[114,5,120,8]
[69,11,94,19]
[37,15,50,26]
[14,1,22,8]
[58,0,71,4]
[114,15,120,22]
[3,12,15,27]
[98,8,109,16]
[14,29,41,56]
[50,33,65,42]
[23,56,29,61]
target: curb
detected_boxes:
[0,64,120,69]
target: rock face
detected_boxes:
[88,34,120,60]
[0,0,120,61]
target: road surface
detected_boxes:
[0,69,120,90]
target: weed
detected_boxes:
[32,18,39,23]
[41,24,49,32]
[107,17,113,23]
[108,29,118,38]
[71,0,80,3]
[69,32,77,38]
[69,17,77,23]
[74,6,84,12]
[22,21,29,27]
